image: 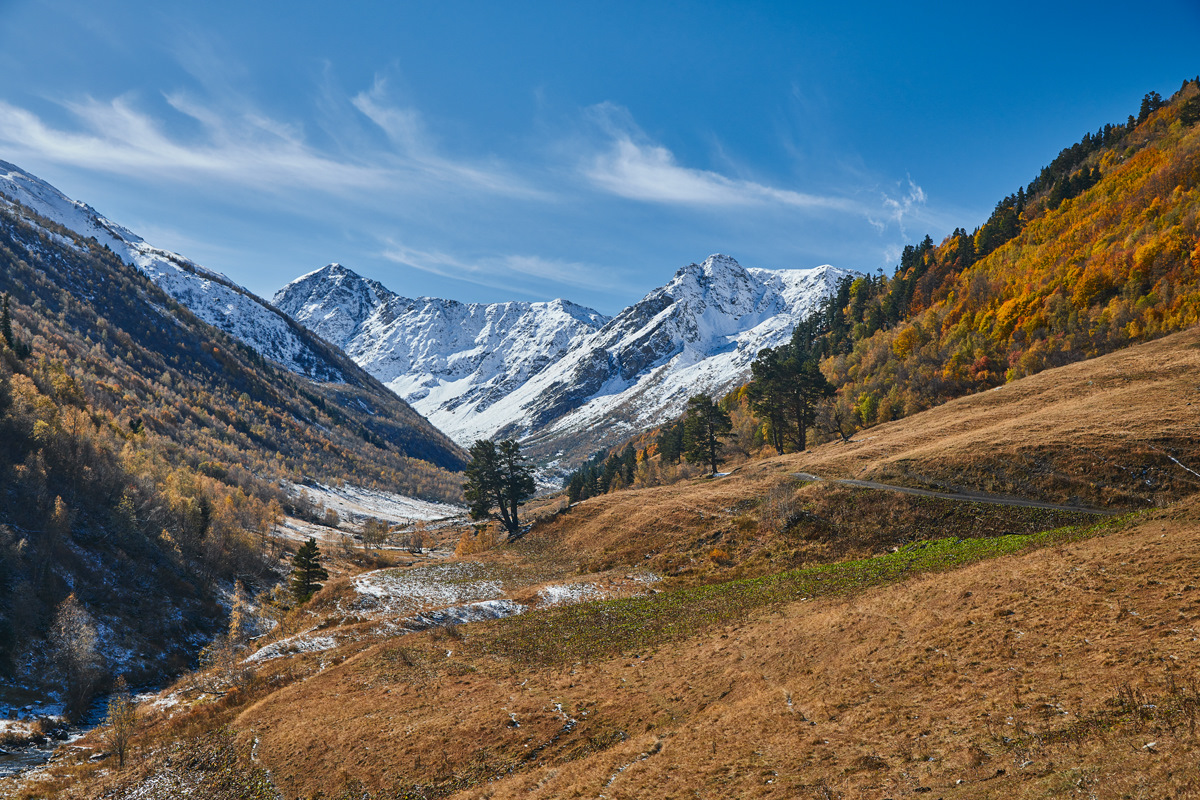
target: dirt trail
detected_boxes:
[792,472,1119,515]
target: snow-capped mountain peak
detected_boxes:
[273,265,613,439]
[273,263,400,350]
[275,254,857,465]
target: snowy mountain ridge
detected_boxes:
[0,160,855,468]
[0,160,345,381]
[275,255,858,465]
[273,264,611,438]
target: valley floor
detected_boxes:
[10,328,1200,799]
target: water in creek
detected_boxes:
[0,691,121,778]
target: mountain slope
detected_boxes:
[0,182,470,708]
[275,256,854,465]
[0,160,345,381]
[0,165,466,476]
[802,82,1200,434]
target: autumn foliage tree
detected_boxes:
[50,593,103,717]
[104,675,137,768]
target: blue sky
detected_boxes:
[0,1,1197,314]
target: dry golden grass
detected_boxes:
[499,327,1200,586]
[63,500,1189,800]
[784,325,1200,509]
[18,328,1200,799]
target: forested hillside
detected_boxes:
[820,81,1200,427]
[566,81,1200,495]
[0,197,465,707]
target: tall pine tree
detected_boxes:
[683,394,732,474]
[1,293,11,347]
[463,439,535,535]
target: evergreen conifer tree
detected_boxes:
[290,537,328,602]
[463,439,535,535]
[656,420,686,464]
[0,293,11,347]
[682,394,732,474]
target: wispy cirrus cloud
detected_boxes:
[379,239,627,297]
[351,78,545,199]
[581,102,859,212]
[0,95,389,193]
[868,176,928,236]
[0,79,538,201]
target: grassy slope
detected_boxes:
[26,323,1200,799]
[791,324,1200,509]
[237,506,1197,799]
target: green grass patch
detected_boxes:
[473,514,1132,667]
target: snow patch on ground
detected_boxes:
[138,691,183,712]
[352,561,504,617]
[370,599,526,637]
[0,719,39,738]
[538,583,603,606]
[288,481,463,525]
[243,632,338,664]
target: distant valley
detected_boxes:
[1,160,856,472]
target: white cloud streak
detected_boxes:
[581,102,858,213]
[379,240,626,296]
[0,96,389,193]
[351,78,544,198]
[0,83,538,200]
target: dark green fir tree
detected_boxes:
[290,537,329,603]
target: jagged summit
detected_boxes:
[273,263,400,350]
[275,255,857,465]
[274,267,613,445]
[497,256,854,462]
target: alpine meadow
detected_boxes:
[1,5,1200,799]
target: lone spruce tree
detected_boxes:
[463,439,535,536]
[290,537,328,603]
[683,394,732,475]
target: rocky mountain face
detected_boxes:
[274,265,611,444]
[276,255,856,467]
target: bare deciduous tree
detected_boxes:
[361,517,389,552]
[50,593,103,716]
[104,675,137,768]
